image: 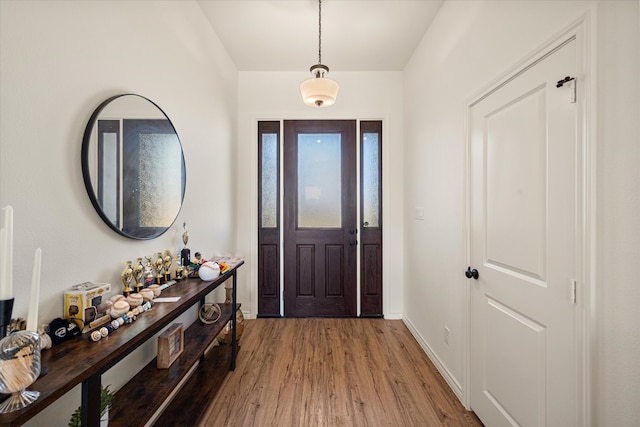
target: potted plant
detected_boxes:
[68,385,114,427]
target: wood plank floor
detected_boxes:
[199,318,483,427]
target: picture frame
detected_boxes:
[157,323,184,369]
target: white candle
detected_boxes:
[26,248,41,331]
[0,227,6,298]
[0,206,13,300]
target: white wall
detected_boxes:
[236,71,404,319]
[2,0,638,425]
[403,0,639,425]
[595,1,640,424]
[0,1,237,425]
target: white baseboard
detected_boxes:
[402,316,464,404]
[383,312,403,320]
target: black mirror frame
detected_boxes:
[81,94,186,240]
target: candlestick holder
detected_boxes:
[0,298,14,339]
[0,330,41,413]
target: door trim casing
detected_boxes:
[462,12,594,426]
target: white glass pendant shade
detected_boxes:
[300,0,338,108]
[300,75,339,108]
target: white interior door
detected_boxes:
[469,38,580,426]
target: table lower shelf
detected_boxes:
[108,303,240,427]
[153,342,234,426]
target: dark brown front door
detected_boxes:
[283,120,357,317]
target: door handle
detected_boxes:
[465,267,479,280]
[349,240,358,246]
[349,229,357,235]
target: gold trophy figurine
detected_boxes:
[133,258,144,293]
[175,255,185,280]
[121,261,134,297]
[143,255,155,287]
[180,222,190,268]
[154,253,165,285]
[163,250,173,283]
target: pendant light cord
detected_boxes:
[318,0,322,65]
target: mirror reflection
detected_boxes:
[82,94,186,239]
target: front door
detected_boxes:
[468,38,580,425]
[283,120,357,317]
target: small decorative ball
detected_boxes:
[148,284,161,297]
[218,309,244,344]
[139,289,154,302]
[127,293,143,308]
[110,294,125,303]
[111,300,130,318]
[198,261,220,281]
[97,300,113,313]
[99,327,109,338]
[91,330,102,342]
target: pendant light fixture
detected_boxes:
[299,0,339,108]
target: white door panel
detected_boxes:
[485,85,547,282]
[470,38,578,427]
[484,297,546,426]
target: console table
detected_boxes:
[0,261,243,427]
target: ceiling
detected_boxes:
[196,0,444,72]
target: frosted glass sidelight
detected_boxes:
[139,133,182,227]
[261,133,278,228]
[102,132,119,225]
[297,134,341,228]
[362,133,380,228]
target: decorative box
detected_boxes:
[64,282,111,331]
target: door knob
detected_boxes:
[465,267,479,280]
[349,229,357,235]
[349,240,358,246]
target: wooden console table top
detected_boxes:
[0,261,243,427]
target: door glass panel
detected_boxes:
[362,132,380,228]
[297,133,342,228]
[138,132,182,227]
[101,132,119,225]
[261,133,278,228]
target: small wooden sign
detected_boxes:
[157,323,184,369]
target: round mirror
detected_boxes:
[82,94,186,239]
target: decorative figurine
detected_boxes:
[180,222,190,266]
[163,250,173,283]
[194,252,204,265]
[188,252,205,277]
[133,258,144,293]
[143,256,155,287]
[175,256,185,280]
[153,253,165,285]
[120,261,133,297]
